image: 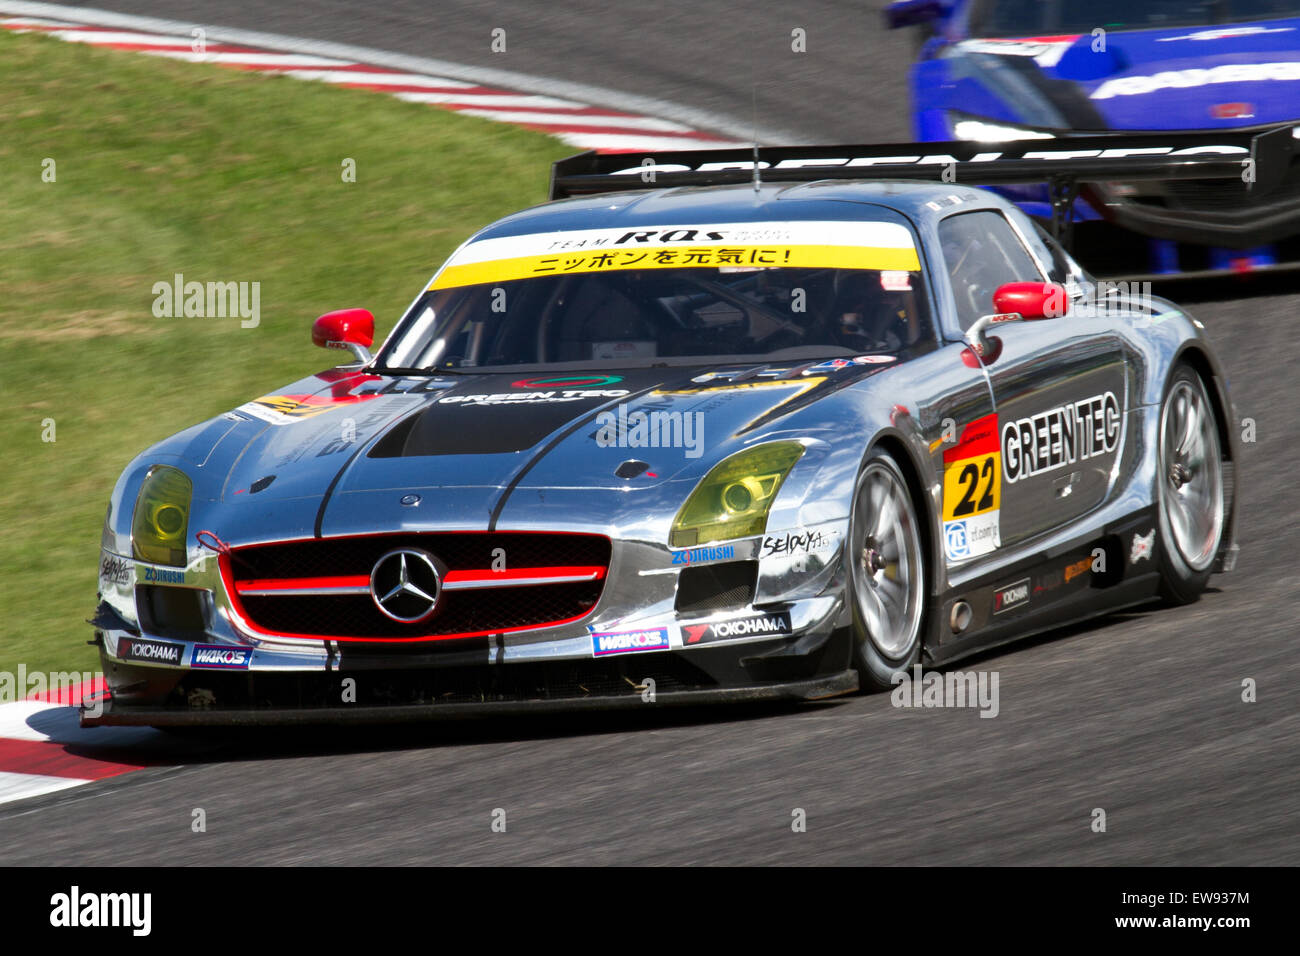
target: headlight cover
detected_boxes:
[670,442,804,548]
[131,465,192,567]
[949,113,1056,142]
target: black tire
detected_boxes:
[1154,364,1226,605]
[846,450,927,690]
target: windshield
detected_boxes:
[379,220,934,371]
[969,0,1300,37]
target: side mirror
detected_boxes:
[992,281,1068,320]
[884,0,948,29]
[312,308,374,364]
[964,282,1068,364]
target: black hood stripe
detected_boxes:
[486,379,669,531]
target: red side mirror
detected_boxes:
[312,309,374,362]
[992,282,1068,320]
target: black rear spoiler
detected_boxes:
[549,126,1296,244]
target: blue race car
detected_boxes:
[887,0,1300,277]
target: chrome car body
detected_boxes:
[85,168,1239,726]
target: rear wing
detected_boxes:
[549,126,1296,244]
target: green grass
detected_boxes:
[0,29,570,678]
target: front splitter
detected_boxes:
[81,670,859,727]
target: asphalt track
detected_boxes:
[2,1,1298,865]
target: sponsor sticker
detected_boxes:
[142,566,186,585]
[1063,556,1092,583]
[99,553,131,587]
[190,644,253,670]
[438,389,628,406]
[510,374,623,389]
[236,392,378,426]
[682,612,792,645]
[759,528,840,558]
[1033,569,1063,594]
[955,37,1077,66]
[671,543,736,566]
[1002,391,1120,484]
[943,414,1001,562]
[1131,529,1154,564]
[429,220,921,290]
[118,637,185,666]
[992,578,1030,615]
[590,627,672,657]
[805,358,852,373]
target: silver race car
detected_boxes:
[85,133,1253,726]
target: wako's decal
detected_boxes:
[190,645,253,669]
[429,220,920,290]
[590,626,672,657]
[943,414,1001,563]
[1002,392,1121,484]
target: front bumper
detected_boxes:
[83,631,858,726]
[87,517,856,726]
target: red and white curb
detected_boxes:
[0,679,178,807]
[1,12,745,152]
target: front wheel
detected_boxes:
[847,452,927,690]
[1155,364,1226,605]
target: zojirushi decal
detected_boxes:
[1002,391,1121,484]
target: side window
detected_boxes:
[1027,219,1093,288]
[938,210,1043,332]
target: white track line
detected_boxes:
[0,771,88,803]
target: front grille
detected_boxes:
[230,533,609,580]
[225,532,610,641]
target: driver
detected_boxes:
[829,270,915,351]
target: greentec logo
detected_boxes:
[511,374,623,389]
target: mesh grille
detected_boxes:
[227,532,610,640]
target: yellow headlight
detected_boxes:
[671,442,804,548]
[132,465,192,567]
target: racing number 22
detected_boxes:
[952,456,995,517]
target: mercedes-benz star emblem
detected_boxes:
[370,548,443,623]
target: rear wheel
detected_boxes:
[847,452,926,690]
[1155,364,1225,605]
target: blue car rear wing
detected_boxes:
[549,126,1296,247]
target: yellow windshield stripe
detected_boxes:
[429,243,921,290]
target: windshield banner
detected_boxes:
[429,220,920,289]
